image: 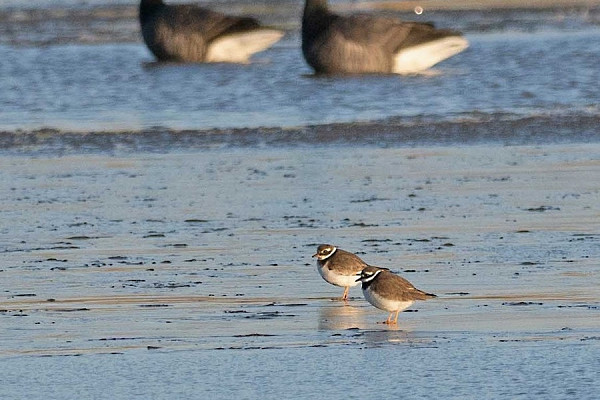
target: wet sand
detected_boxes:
[1,142,599,360]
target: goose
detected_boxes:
[302,0,468,74]
[139,0,284,63]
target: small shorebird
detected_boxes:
[356,265,436,324]
[302,0,468,74]
[313,244,368,300]
[139,0,283,63]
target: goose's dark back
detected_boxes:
[140,0,267,62]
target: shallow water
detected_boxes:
[1,2,600,134]
[2,344,599,399]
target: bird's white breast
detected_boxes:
[362,286,414,312]
[317,261,360,288]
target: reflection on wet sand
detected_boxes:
[317,301,441,348]
[318,301,368,331]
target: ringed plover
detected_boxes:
[313,244,368,300]
[356,265,435,324]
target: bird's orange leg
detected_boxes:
[378,312,394,324]
[341,287,350,301]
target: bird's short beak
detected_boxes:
[312,253,318,258]
[355,274,363,282]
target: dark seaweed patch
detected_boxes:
[97,337,147,341]
[139,304,171,308]
[525,206,560,212]
[202,227,229,233]
[152,282,192,288]
[143,233,165,238]
[244,311,295,319]
[50,245,80,250]
[350,222,379,227]
[233,333,277,337]
[557,304,598,310]
[446,292,470,296]
[350,197,389,203]
[39,354,83,357]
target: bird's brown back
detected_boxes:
[370,269,435,301]
[322,248,368,275]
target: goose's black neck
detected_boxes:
[303,0,329,16]
[140,0,164,24]
[302,0,333,42]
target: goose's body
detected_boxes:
[302,0,468,74]
[140,0,283,63]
